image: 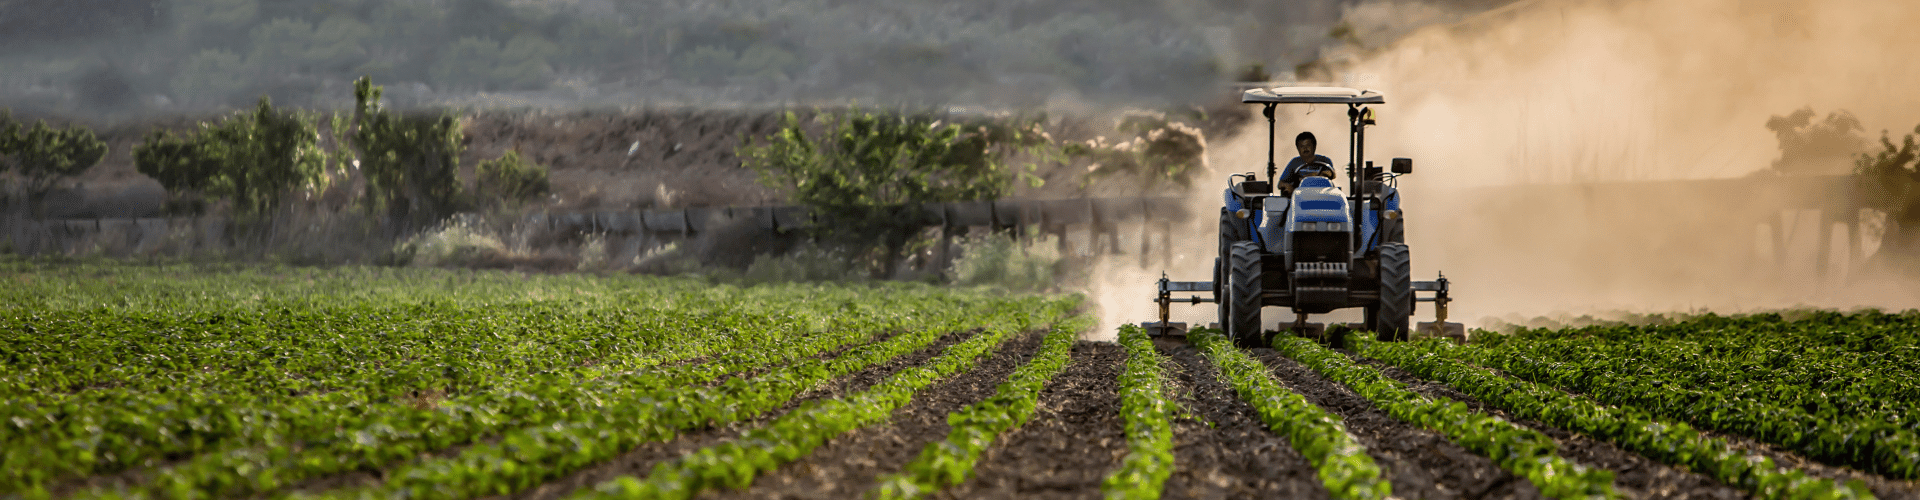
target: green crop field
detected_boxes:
[2,262,1917,499]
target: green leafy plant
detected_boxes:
[579,313,1081,500]
[2,262,1078,499]
[1099,325,1177,500]
[1461,311,1920,479]
[1358,335,1876,499]
[1190,329,1391,500]
[1270,334,1619,499]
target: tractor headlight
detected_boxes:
[1235,209,1250,219]
[1384,209,1402,220]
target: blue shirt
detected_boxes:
[1279,154,1335,186]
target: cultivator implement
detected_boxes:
[1142,273,1463,341]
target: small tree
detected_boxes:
[1855,124,1920,270]
[350,77,465,231]
[1767,108,1867,176]
[0,114,108,218]
[133,128,226,214]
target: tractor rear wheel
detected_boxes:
[1227,241,1263,347]
[1375,242,1413,341]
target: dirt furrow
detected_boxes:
[1248,346,1545,500]
[503,328,983,500]
[1151,337,1328,499]
[927,341,1127,499]
[698,328,1047,499]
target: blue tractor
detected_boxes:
[1145,86,1462,346]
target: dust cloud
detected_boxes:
[1083,0,1920,340]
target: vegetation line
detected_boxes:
[1189,329,1390,500]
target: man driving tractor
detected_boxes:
[1278,131,1336,188]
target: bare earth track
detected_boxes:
[1249,347,1546,500]
[1152,338,1328,499]
[933,341,1129,499]
[704,329,1048,500]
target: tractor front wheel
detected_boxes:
[1375,242,1413,341]
[1227,241,1263,347]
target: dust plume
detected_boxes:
[1085,0,1920,339]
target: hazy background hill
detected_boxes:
[0,0,1511,118]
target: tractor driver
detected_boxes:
[1279,132,1336,189]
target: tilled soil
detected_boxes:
[1151,338,1328,499]
[1248,347,1546,500]
[507,328,982,500]
[932,341,1129,499]
[1346,354,1747,500]
[701,329,1048,500]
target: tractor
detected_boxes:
[1144,86,1464,346]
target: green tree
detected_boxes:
[132,128,225,214]
[739,107,1051,276]
[216,98,326,217]
[1855,124,1920,271]
[349,77,465,231]
[0,114,107,218]
[131,97,325,218]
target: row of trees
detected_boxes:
[1764,107,1920,272]
[0,113,107,218]
[134,77,549,231]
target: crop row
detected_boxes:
[1461,329,1920,478]
[1487,311,1920,411]
[2,277,935,491]
[1188,329,1390,500]
[269,298,1075,500]
[573,317,1086,499]
[1269,335,1620,499]
[63,306,900,500]
[872,317,1092,499]
[1097,325,1177,500]
[1356,337,1875,499]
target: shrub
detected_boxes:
[476,150,550,206]
[947,231,1060,291]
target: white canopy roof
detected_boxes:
[1241,86,1384,104]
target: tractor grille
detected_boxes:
[1293,262,1349,280]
